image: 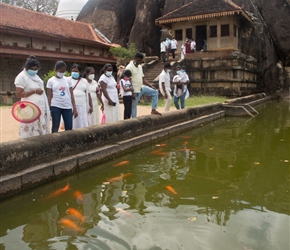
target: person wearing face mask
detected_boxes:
[99,63,120,123]
[14,55,50,138]
[158,62,172,111]
[83,67,104,125]
[69,63,92,129]
[126,52,161,117]
[173,65,190,109]
[120,69,134,119]
[47,61,78,133]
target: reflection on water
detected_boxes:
[0,100,289,250]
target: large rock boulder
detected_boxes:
[77,0,290,94]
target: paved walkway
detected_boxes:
[0,105,158,143]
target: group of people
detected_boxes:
[180,38,196,60]
[160,37,199,61]
[14,56,106,138]
[14,52,190,140]
[160,37,178,62]
[14,53,163,139]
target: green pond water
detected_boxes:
[0,100,289,250]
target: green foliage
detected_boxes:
[109,43,137,59]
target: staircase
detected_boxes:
[143,59,179,88]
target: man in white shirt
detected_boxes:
[190,39,196,53]
[170,37,178,59]
[126,52,162,118]
[160,39,166,63]
[159,62,172,111]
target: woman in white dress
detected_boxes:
[69,64,93,129]
[99,64,120,123]
[83,67,104,125]
[14,55,50,138]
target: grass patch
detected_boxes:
[140,95,228,107]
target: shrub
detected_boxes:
[109,43,137,59]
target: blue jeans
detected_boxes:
[51,106,73,133]
[132,85,159,118]
[174,90,187,109]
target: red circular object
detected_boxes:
[11,101,41,123]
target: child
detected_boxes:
[120,69,134,119]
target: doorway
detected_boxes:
[196,25,207,51]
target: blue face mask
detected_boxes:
[105,71,113,77]
[181,69,185,73]
[71,72,80,79]
[27,69,38,76]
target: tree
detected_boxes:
[1,0,60,15]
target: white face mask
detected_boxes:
[88,74,95,80]
[57,72,65,78]
[105,71,113,77]
[166,69,171,73]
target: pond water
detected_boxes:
[0,100,289,250]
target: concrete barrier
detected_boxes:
[0,94,270,199]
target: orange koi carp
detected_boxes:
[113,160,129,167]
[166,185,178,195]
[151,149,168,156]
[59,218,81,231]
[107,173,132,182]
[48,183,70,198]
[67,208,84,222]
[74,191,84,202]
[116,208,132,216]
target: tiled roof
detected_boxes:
[156,0,251,24]
[0,3,111,47]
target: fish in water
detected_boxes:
[107,173,132,182]
[59,218,81,231]
[47,183,70,198]
[116,208,132,216]
[67,208,84,222]
[74,191,84,202]
[166,185,178,195]
[113,160,129,167]
[150,149,168,156]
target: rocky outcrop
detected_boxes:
[77,0,290,94]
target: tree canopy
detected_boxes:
[1,0,59,15]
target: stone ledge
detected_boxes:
[0,94,270,199]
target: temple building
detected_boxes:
[156,0,259,96]
[0,3,117,104]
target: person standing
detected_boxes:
[170,37,178,59]
[14,55,50,138]
[47,61,78,133]
[165,37,171,60]
[180,42,186,60]
[70,63,93,129]
[160,39,166,63]
[99,64,121,123]
[173,65,189,109]
[180,66,190,108]
[83,67,104,125]
[190,39,196,53]
[126,52,162,118]
[120,69,134,119]
[185,39,191,54]
[158,62,172,111]
[117,65,125,95]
